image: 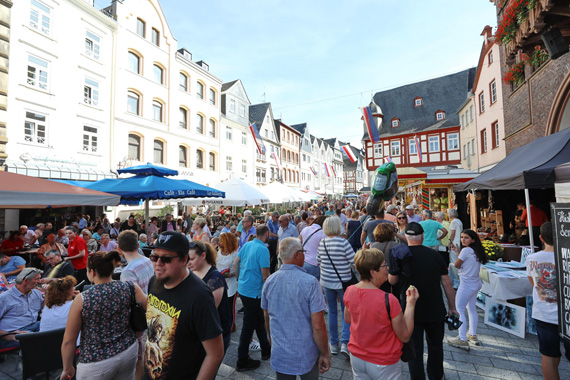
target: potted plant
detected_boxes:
[482,239,504,261]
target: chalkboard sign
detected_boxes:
[551,203,570,344]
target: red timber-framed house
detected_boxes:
[362,68,478,209]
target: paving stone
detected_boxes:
[490,357,539,374]
[451,351,493,366]
[505,352,542,365]
[444,369,460,380]
[474,364,522,379]
[320,367,344,379]
[443,360,478,374]
[457,373,488,380]
[228,371,268,380]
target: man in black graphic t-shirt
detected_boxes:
[143,231,223,380]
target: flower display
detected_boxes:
[502,61,525,86]
[482,240,504,261]
[527,45,549,69]
[495,0,536,45]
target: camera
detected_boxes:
[445,314,463,330]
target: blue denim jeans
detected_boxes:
[303,262,320,280]
[0,321,40,349]
[323,287,350,346]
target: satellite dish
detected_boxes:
[19,153,32,163]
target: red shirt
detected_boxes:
[0,238,24,255]
[68,236,88,270]
[344,287,403,365]
[520,205,548,228]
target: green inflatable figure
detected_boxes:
[366,162,398,218]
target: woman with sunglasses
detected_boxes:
[61,251,147,380]
[216,233,239,333]
[40,275,76,332]
[81,229,98,255]
[188,241,232,353]
[395,211,408,244]
[344,248,419,380]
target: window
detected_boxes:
[490,80,497,104]
[84,78,99,106]
[179,108,187,129]
[226,156,232,171]
[271,131,274,139]
[196,114,204,134]
[196,150,204,169]
[489,51,494,64]
[464,143,468,158]
[471,138,475,155]
[127,91,140,115]
[414,97,423,107]
[153,64,164,84]
[461,114,465,129]
[82,126,97,153]
[469,105,474,122]
[151,28,160,46]
[208,119,216,138]
[481,129,487,153]
[447,133,459,150]
[30,0,51,36]
[390,141,400,156]
[242,159,247,173]
[241,132,247,145]
[128,52,141,74]
[373,143,382,158]
[209,89,216,105]
[436,111,445,120]
[136,18,145,37]
[409,139,417,155]
[492,121,500,148]
[229,99,236,113]
[27,55,48,91]
[24,111,47,145]
[85,31,100,60]
[239,104,245,117]
[209,152,216,171]
[179,73,188,91]
[196,81,204,99]
[128,134,141,160]
[152,100,163,122]
[391,118,399,127]
[429,135,440,152]
[153,140,164,164]
[179,146,188,167]
[479,92,485,113]
[226,126,232,140]
[264,129,268,138]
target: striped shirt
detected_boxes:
[120,256,154,295]
[317,237,355,290]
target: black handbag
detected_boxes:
[128,281,147,332]
[385,292,415,362]
[323,241,358,291]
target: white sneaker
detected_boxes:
[329,343,339,355]
[447,337,470,351]
[249,340,261,351]
[340,343,350,359]
[467,333,482,346]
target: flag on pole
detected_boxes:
[272,152,281,171]
[323,163,331,177]
[384,156,393,163]
[310,167,317,176]
[362,106,380,143]
[341,145,356,163]
[332,165,337,177]
[249,123,266,155]
[414,135,423,162]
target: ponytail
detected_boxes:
[87,250,122,277]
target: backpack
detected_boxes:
[389,243,414,309]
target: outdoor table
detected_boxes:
[12,248,40,265]
[479,262,531,300]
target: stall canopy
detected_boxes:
[181,178,269,207]
[455,128,570,191]
[0,171,120,208]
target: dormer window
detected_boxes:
[435,110,445,120]
[414,97,423,107]
[391,118,399,128]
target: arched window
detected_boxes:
[179,145,188,167]
[136,18,145,37]
[287,151,291,162]
[196,114,204,134]
[153,140,164,164]
[179,107,188,129]
[196,81,204,99]
[128,134,141,160]
[209,152,216,171]
[196,149,204,169]
[127,91,140,115]
[209,88,216,105]
[282,148,286,160]
[179,73,188,92]
[152,100,163,122]
[153,64,164,84]
[128,52,141,74]
[208,119,216,138]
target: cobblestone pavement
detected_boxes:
[1,297,568,380]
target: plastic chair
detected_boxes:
[16,327,66,380]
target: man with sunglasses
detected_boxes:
[144,231,223,380]
[0,268,43,349]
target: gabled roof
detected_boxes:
[221,80,239,92]
[249,103,271,125]
[367,68,476,139]
[323,138,337,148]
[343,157,358,170]
[291,123,307,135]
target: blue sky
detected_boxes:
[96,0,497,148]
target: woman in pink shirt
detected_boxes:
[344,248,419,379]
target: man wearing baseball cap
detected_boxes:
[405,205,422,224]
[143,231,223,380]
[388,222,457,380]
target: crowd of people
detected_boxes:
[0,198,562,380]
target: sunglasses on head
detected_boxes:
[149,254,179,263]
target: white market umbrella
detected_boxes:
[181,178,269,207]
[258,182,303,203]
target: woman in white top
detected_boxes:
[299,215,327,280]
[216,232,239,332]
[40,275,76,332]
[447,230,488,351]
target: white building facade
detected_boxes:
[276,120,300,189]
[250,103,280,186]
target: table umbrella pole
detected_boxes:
[524,189,534,253]
[145,200,150,235]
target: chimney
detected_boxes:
[481,25,493,46]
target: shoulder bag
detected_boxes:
[302,227,321,248]
[323,241,358,291]
[128,281,147,332]
[385,292,415,362]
